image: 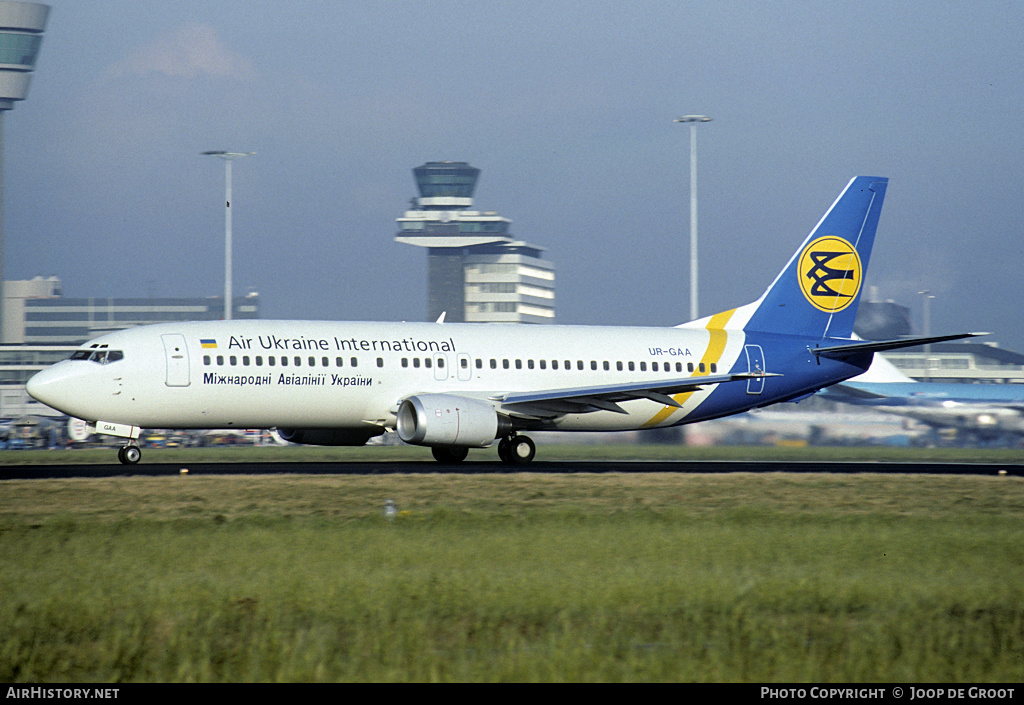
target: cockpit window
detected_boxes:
[70,349,124,364]
[92,350,124,364]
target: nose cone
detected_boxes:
[27,364,74,415]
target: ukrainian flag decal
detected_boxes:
[200,339,218,349]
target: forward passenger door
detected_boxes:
[162,334,190,387]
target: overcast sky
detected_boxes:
[6,1,1024,350]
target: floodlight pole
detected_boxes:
[674,115,712,321]
[202,151,254,320]
[918,289,935,353]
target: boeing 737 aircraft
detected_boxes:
[26,176,976,464]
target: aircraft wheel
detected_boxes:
[497,437,512,463]
[119,445,142,465]
[507,435,536,465]
[431,446,468,464]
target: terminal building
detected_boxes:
[2,276,258,345]
[395,161,555,324]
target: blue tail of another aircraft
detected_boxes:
[742,176,888,340]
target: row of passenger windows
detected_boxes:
[203,354,716,374]
[472,358,716,374]
[205,355,361,368]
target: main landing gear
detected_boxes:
[497,434,536,465]
[117,444,142,465]
[428,434,537,465]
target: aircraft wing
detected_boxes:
[490,371,778,418]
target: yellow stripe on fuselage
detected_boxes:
[642,309,736,428]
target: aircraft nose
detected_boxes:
[26,365,69,411]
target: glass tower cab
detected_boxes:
[412,161,480,209]
[396,161,555,324]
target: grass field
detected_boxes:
[2,471,1024,682]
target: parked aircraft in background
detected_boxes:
[824,354,1023,443]
[26,176,976,464]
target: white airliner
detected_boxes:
[824,354,1022,443]
[26,176,975,464]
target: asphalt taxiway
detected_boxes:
[0,460,1020,480]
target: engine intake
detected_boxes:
[397,394,510,447]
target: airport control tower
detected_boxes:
[395,161,555,324]
[0,1,49,337]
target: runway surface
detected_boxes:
[1,459,1021,480]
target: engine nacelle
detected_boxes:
[397,394,510,447]
[277,427,383,446]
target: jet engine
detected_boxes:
[277,427,383,446]
[397,394,511,447]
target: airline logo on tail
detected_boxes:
[798,236,862,312]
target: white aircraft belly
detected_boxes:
[116,376,379,429]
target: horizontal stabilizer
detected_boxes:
[811,332,986,360]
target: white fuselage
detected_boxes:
[26,316,799,435]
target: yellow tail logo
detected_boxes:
[798,236,862,312]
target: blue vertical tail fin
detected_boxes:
[742,176,888,339]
